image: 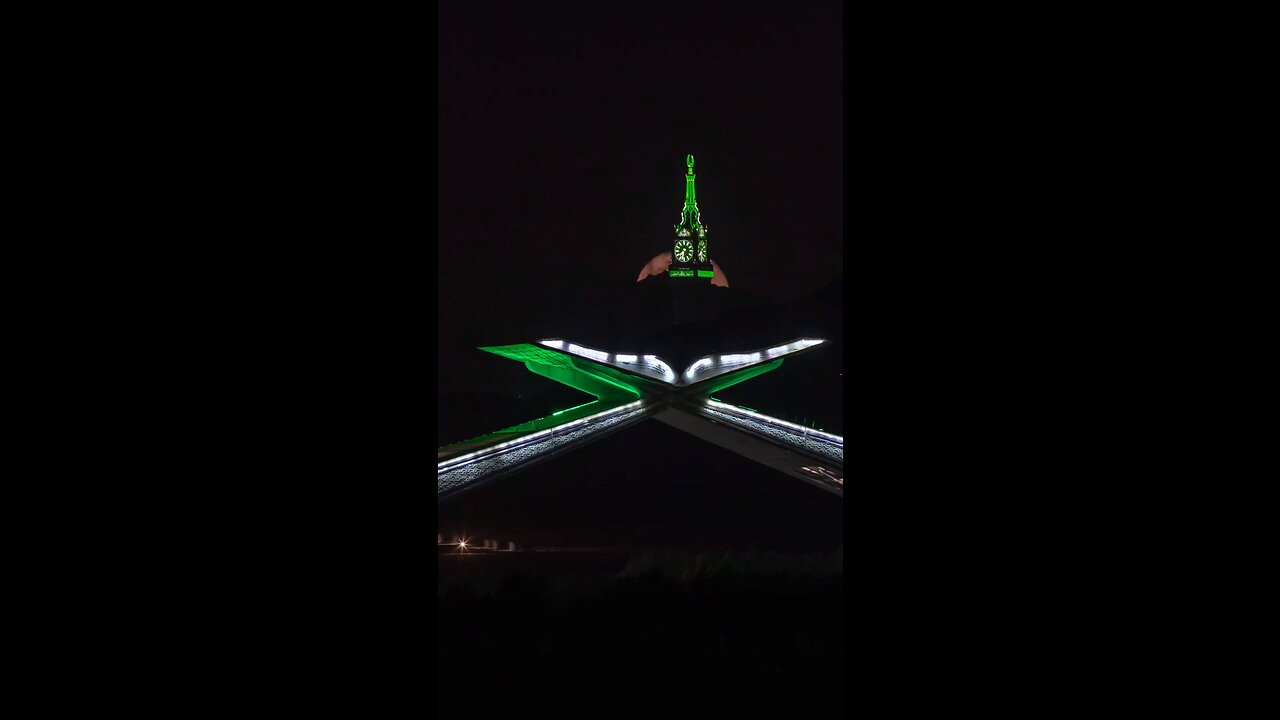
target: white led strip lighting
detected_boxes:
[682,358,714,380]
[539,339,678,384]
[439,404,650,496]
[681,339,826,384]
[540,338,825,387]
[704,399,844,445]
[439,399,646,473]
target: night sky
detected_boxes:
[437,2,845,552]
[438,1,843,395]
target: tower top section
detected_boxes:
[676,153,704,237]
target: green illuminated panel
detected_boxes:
[697,358,785,396]
[696,270,714,278]
[668,269,696,278]
[440,344,646,450]
[527,360,641,400]
[553,402,596,416]
[478,343,575,367]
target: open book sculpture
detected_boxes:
[438,337,843,499]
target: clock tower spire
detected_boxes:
[680,153,700,229]
[670,154,713,280]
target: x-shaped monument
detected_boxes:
[437,337,843,499]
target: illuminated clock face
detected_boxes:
[674,239,694,263]
[696,240,707,263]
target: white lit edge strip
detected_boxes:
[439,399,646,472]
[682,339,826,382]
[704,399,844,445]
[538,339,678,384]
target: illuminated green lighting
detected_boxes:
[526,360,642,400]
[698,358,784,396]
[480,344,643,398]
[436,343,649,450]
[478,344,574,367]
[674,154,708,264]
[685,154,696,208]
[552,401,594,417]
[696,270,714,278]
[668,269,696,278]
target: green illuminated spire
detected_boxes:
[684,154,697,215]
[674,153,708,254]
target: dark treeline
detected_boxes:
[438,550,843,716]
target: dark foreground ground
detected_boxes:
[438,548,843,717]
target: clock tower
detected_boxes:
[668,154,713,281]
